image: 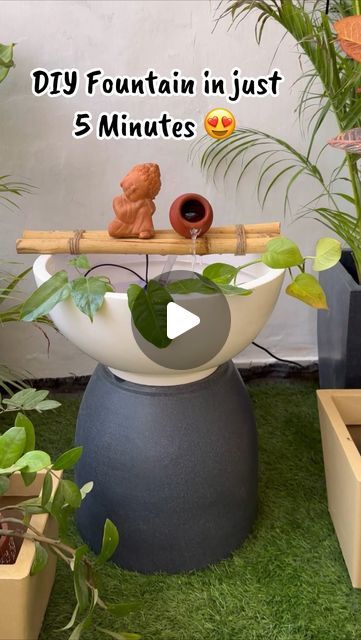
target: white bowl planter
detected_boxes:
[33,253,284,385]
[0,471,61,640]
[317,390,361,588]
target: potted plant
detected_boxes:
[0,387,140,640]
[0,42,49,391]
[198,0,361,388]
[317,388,361,587]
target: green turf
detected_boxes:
[4,380,361,640]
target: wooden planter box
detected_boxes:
[317,389,361,587]
[0,471,61,640]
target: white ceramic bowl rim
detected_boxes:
[33,254,284,298]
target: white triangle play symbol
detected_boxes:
[166,302,200,340]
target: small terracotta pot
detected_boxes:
[0,517,17,565]
[169,193,213,238]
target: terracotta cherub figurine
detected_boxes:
[108,163,161,239]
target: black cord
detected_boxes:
[83,262,303,369]
[251,341,304,369]
[326,0,330,13]
[145,254,149,284]
[84,263,146,283]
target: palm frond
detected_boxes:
[0,176,34,209]
[207,0,361,274]
[193,127,331,213]
[0,363,29,394]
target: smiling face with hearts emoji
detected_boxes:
[204,108,236,139]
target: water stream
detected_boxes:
[159,254,178,284]
[190,227,200,271]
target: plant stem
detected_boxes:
[236,259,261,271]
[0,522,75,557]
[346,154,361,226]
[353,0,361,15]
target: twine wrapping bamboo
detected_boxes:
[235,224,247,255]
[16,223,281,256]
[68,229,85,254]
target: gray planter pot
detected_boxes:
[318,250,361,388]
[74,361,258,574]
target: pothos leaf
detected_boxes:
[70,276,113,321]
[20,271,70,322]
[313,238,341,272]
[262,237,303,269]
[128,281,171,349]
[202,263,238,284]
[165,277,218,295]
[286,273,328,309]
[69,255,91,270]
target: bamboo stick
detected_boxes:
[21,222,280,240]
[16,234,279,255]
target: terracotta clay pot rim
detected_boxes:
[173,193,212,229]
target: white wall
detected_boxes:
[0,0,341,378]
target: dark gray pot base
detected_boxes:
[318,250,361,388]
[75,361,258,574]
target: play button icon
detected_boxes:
[167,302,200,339]
[131,268,231,370]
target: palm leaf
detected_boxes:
[205,0,361,276]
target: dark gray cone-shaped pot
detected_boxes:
[318,250,361,388]
[75,361,257,574]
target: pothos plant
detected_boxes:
[196,0,361,282]
[0,388,140,640]
[20,235,341,349]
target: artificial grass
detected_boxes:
[3,380,361,640]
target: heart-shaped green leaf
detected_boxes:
[203,263,238,284]
[313,238,342,272]
[166,277,218,295]
[217,283,252,296]
[286,273,328,309]
[20,271,70,321]
[128,281,172,349]
[69,255,91,270]
[262,237,303,269]
[70,276,113,321]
